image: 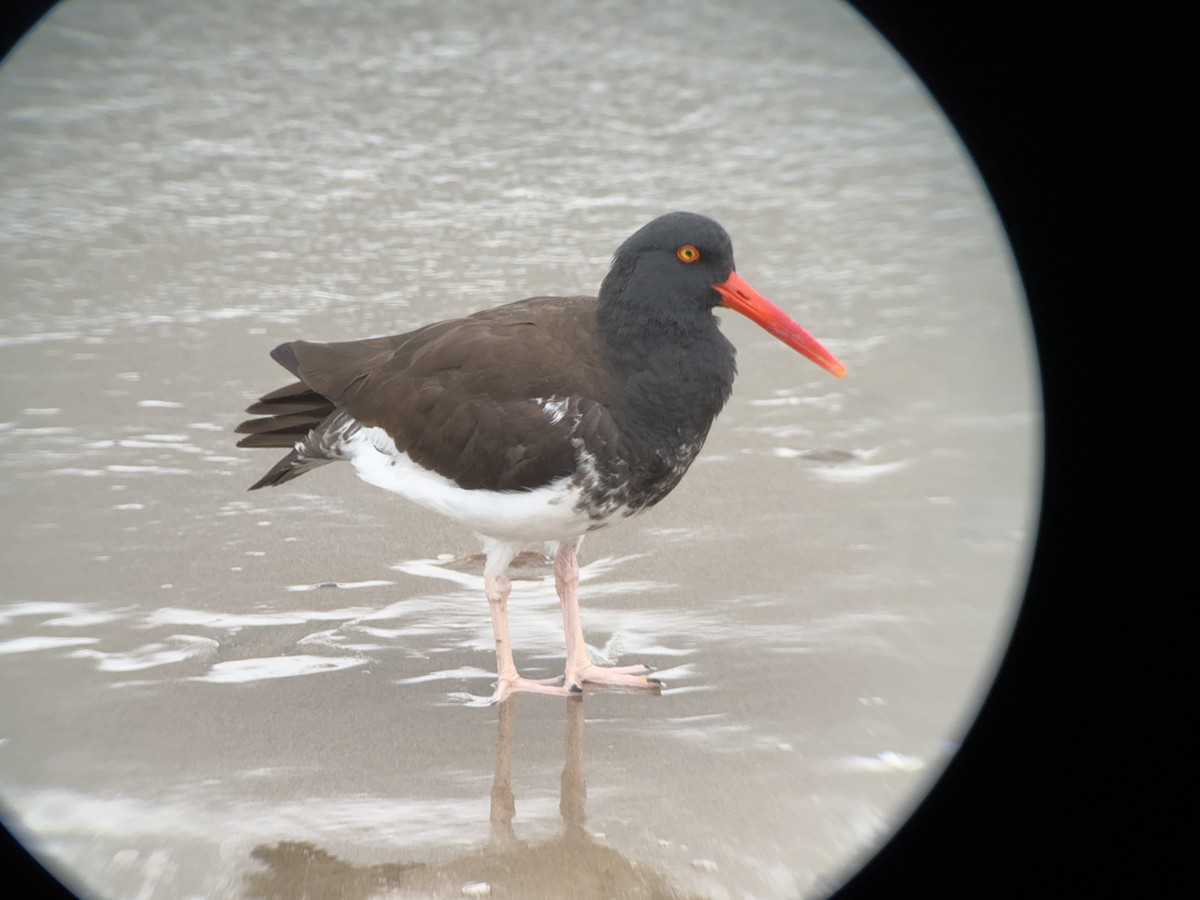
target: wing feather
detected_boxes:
[244,296,619,491]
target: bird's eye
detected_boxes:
[676,244,701,264]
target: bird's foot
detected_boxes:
[566,663,662,694]
[489,673,569,704]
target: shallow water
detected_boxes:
[0,1,1039,897]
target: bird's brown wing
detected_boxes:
[247,296,622,492]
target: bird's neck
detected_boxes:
[596,260,717,349]
[596,274,737,438]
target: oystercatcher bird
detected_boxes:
[236,212,845,701]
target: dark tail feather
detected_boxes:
[237,376,339,489]
[235,414,325,448]
[246,449,331,490]
[242,380,332,416]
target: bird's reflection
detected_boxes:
[244,696,692,899]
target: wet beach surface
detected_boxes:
[1,1,1039,897]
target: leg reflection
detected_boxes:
[489,696,518,846]
[246,696,684,898]
[560,693,586,836]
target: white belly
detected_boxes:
[342,425,598,544]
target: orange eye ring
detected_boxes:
[676,244,701,263]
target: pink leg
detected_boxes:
[485,550,567,703]
[555,539,660,694]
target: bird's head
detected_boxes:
[599,212,845,378]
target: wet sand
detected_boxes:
[1,1,1039,897]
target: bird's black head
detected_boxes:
[597,211,848,378]
[598,212,736,335]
